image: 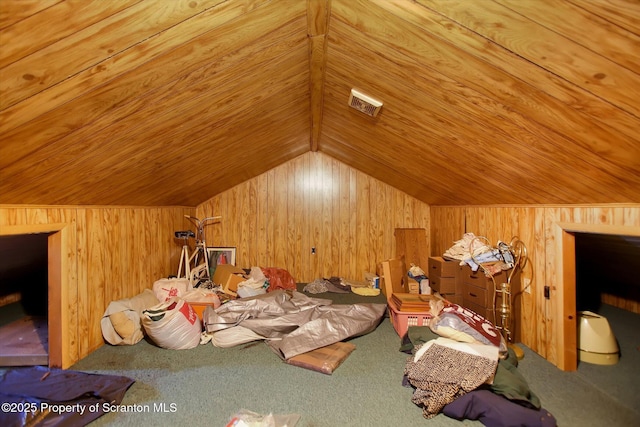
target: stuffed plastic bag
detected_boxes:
[101,289,159,345]
[142,298,201,350]
[428,299,507,354]
[152,277,192,302]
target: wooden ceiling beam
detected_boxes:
[307,0,331,151]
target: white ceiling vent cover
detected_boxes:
[348,89,383,117]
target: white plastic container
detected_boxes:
[578,311,619,365]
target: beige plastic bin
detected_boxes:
[578,311,619,365]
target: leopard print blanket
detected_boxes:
[404,342,498,418]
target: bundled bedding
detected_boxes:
[400,316,557,426]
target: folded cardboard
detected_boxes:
[286,342,356,374]
[377,258,407,299]
[212,264,246,296]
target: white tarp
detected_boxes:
[203,290,387,360]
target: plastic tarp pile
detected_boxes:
[0,366,134,427]
[203,290,387,360]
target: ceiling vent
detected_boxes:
[348,89,383,117]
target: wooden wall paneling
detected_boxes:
[85,208,106,354]
[74,209,89,363]
[128,209,140,297]
[1,0,222,109]
[319,153,333,280]
[315,153,325,279]
[355,171,371,277]
[347,164,358,280]
[544,206,570,368]
[561,228,578,371]
[104,209,119,302]
[258,170,273,268]
[429,207,465,257]
[220,187,236,259]
[518,207,544,356]
[530,207,547,357]
[0,205,190,366]
[0,0,140,70]
[380,178,394,260]
[0,0,245,133]
[143,209,156,285]
[273,160,290,270]
[46,228,63,368]
[337,160,353,279]
[496,0,640,74]
[368,177,382,276]
[286,156,308,280]
[46,208,79,365]
[0,0,60,29]
[243,173,257,268]
[133,209,148,294]
[420,0,640,116]
[196,152,433,283]
[330,158,342,277]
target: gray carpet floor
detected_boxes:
[65,303,640,427]
[1,299,638,426]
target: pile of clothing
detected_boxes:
[443,232,515,275]
[400,300,556,427]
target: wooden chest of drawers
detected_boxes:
[459,264,521,342]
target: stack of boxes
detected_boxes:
[427,256,462,304]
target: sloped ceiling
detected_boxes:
[1,0,639,207]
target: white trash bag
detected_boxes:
[142,298,202,350]
[152,277,192,302]
[101,289,159,346]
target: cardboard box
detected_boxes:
[407,277,420,294]
[430,276,458,294]
[286,342,356,375]
[377,258,407,299]
[212,264,246,296]
[428,256,459,278]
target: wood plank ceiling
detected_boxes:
[1,0,639,207]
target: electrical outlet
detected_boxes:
[523,278,531,294]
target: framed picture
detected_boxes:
[207,247,237,276]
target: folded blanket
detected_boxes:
[443,389,556,427]
[405,342,498,418]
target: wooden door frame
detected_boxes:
[556,222,640,371]
[0,223,68,368]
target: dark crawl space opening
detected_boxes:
[0,233,50,366]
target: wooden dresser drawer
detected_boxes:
[460,265,516,290]
[462,282,489,307]
[428,256,459,278]
[430,276,458,294]
[462,299,494,322]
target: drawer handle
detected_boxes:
[469,292,477,298]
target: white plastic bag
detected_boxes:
[153,277,192,302]
[428,299,507,354]
[101,289,159,345]
[227,409,301,427]
[142,298,201,350]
